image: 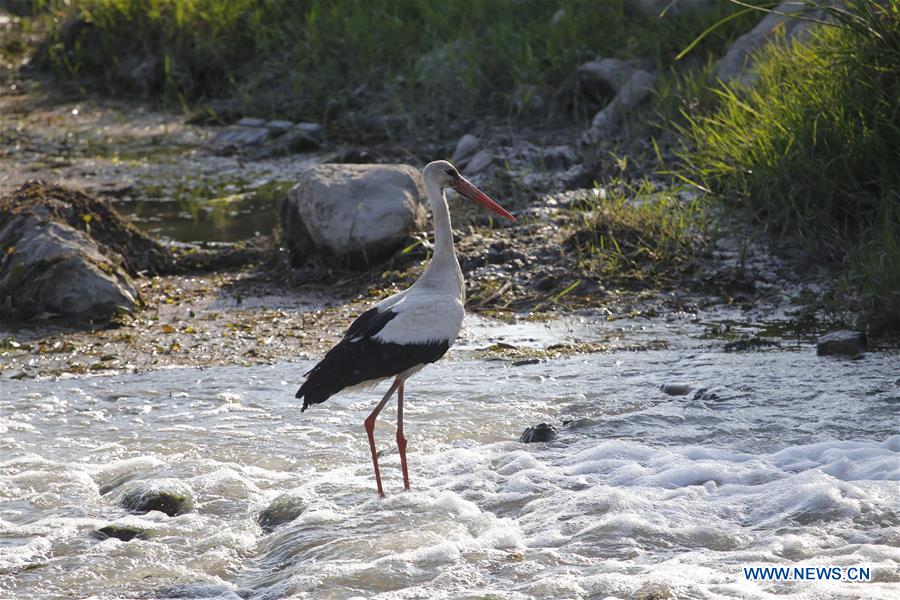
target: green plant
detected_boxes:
[567,180,707,284]
[29,0,759,131]
[680,0,900,330]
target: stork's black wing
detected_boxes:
[295,306,449,411]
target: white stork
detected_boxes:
[295,160,515,496]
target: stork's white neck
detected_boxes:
[414,177,464,300]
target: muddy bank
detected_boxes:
[0,86,843,379]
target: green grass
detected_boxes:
[567,180,707,284]
[29,0,760,132]
[680,0,900,331]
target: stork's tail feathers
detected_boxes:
[295,364,343,412]
[295,377,327,412]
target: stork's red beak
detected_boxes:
[453,178,516,221]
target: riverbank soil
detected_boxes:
[0,82,841,379]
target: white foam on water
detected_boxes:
[1,347,898,598]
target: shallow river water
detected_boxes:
[1,316,898,599]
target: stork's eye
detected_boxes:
[445,168,457,178]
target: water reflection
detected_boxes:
[115,181,293,243]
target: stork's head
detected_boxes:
[423,160,515,221]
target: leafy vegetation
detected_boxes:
[567,181,707,284]
[31,0,758,131]
[680,0,900,331]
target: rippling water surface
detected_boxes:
[1,318,898,599]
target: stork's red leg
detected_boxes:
[364,377,401,497]
[396,381,410,491]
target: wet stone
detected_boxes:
[723,337,780,352]
[92,524,147,542]
[98,472,139,496]
[563,418,598,430]
[258,493,307,533]
[158,583,246,599]
[693,387,720,401]
[520,423,558,443]
[816,330,866,357]
[512,358,541,367]
[660,383,693,396]
[121,489,191,517]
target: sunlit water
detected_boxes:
[1,317,898,599]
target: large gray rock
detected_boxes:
[0,216,138,320]
[281,164,427,268]
[716,1,819,85]
[0,182,149,322]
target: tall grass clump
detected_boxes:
[681,0,900,331]
[31,0,759,129]
[567,181,707,284]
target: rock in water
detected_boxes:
[120,488,192,517]
[0,181,171,322]
[520,423,558,443]
[660,383,693,396]
[258,493,307,532]
[816,330,866,358]
[92,525,148,542]
[280,164,427,268]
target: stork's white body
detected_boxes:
[294,160,513,496]
[369,170,466,347]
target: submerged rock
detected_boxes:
[280,163,427,268]
[0,181,169,322]
[660,383,693,396]
[520,423,558,443]
[92,524,148,542]
[120,488,192,517]
[816,330,866,358]
[258,493,307,533]
[157,583,246,599]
